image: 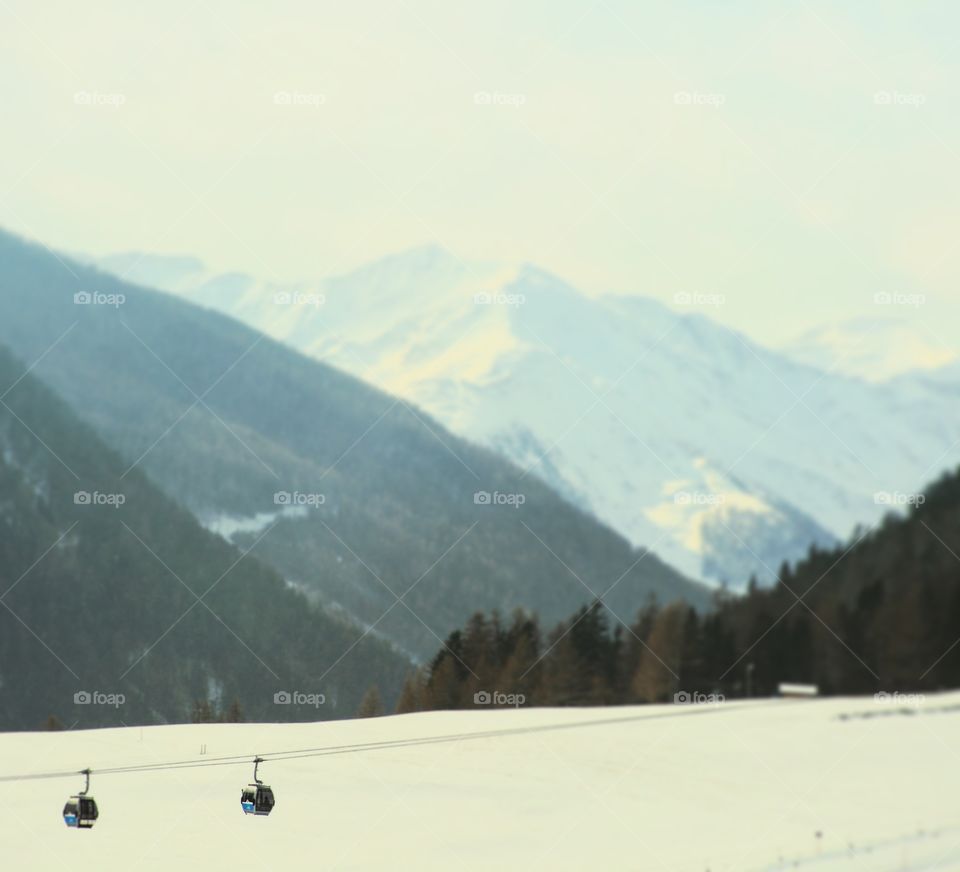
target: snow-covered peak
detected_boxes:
[90,247,960,589]
[782,317,958,383]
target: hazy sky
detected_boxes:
[1,0,958,347]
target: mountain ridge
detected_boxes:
[0,342,411,729]
[91,245,960,587]
[0,228,709,664]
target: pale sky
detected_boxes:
[1,0,958,347]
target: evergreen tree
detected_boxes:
[191,699,216,723]
[395,671,425,714]
[222,698,244,723]
[632,602,686,702]
[357,685,384,718]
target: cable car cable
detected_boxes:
[0,700,773,785]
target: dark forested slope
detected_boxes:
[0,344,408,729]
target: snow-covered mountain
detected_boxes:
[92,247,960,587]
[782,318,958,383]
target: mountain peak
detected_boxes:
[339,243,465,281]
[783,317,958,382]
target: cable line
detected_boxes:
[0,700,770,786]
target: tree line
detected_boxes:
[393,466,960,712]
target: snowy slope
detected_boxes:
[782,318,958,383]
[92,249,960,588]
[2,694,957,871]
[891,359,960,398]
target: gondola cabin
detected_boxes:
[63,769,98,829]
[240,757,275,816]
[240,783,275,816]
[63,795,99,829]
